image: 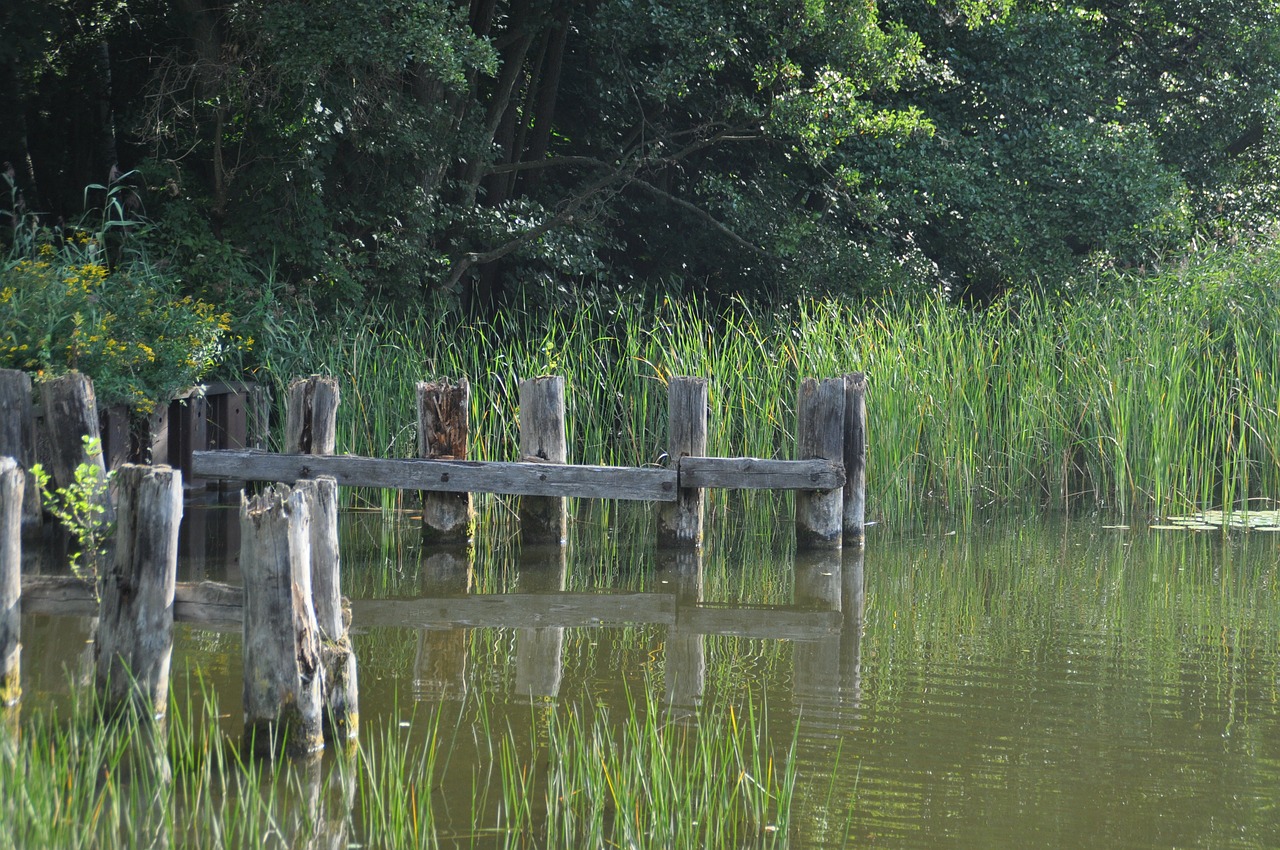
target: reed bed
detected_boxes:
[1,677,794,849]
[255,244,1280,526]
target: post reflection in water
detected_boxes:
[656,549,706,713]
[514,544,568,698]
[413,546,472,701]
[793,545,864,722]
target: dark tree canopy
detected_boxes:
[3,0,1279,312]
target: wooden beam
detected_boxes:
[192,450,680,501]
[677,456,844,490]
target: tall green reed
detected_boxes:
[255,243,1280,526]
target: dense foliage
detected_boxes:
[4,0,1278,314]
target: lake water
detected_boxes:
[18,499,1280,848]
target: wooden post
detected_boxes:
[39,371,110,514]
[417,379,472,544]
[658,377,708,548]
[285,376,339,455]
[518,376,567,545]
[240,483,325,757]
[843,373,867,545]
[795,377,845,550]
[0,369,40,527]
[95,464,182,719]
[1,457,22,706]
[304,476,358,743]
[146,404,171,466]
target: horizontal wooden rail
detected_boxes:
[679,457,844,490]
[191,450,845,499]
[20,576,840,639]
[193,450,679,501]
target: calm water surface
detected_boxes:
[19,501,1280,848]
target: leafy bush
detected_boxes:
[0,177,248,413]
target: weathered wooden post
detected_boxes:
[285,376,340,455]
[0,369,41,527]
[95,464,182,719]
[843,373,867,546]
[40,371,111,517]
[240,483,325,757]
[658,377,708,548]
[518,376,567,545]
[1,457,22,706]
[795,377,846,550]
[417,378,472,544]
[304,476,358,743]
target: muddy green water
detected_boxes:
[18,501,1280,848]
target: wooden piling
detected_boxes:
[39,371,110,517]
[795,377,845,550]
[658,377,708,548]
[0,369,40,528]
[1,457,22,706]
[518,376,568,545]
[304,476,358,743]
[95,464,182,719]
[843,373,867,545]
[417,379,472,544]
[240,483,324,757]
[285,376,339,456]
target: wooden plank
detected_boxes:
[192,450,680,501]
[352,592,677,630]
[678,456,844,490]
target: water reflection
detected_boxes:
[15,507,1280,849]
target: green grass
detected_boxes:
[253,243,1280,526]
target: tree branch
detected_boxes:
[625,178,766,255]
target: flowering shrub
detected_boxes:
[1,228,249,414]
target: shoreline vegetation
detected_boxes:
[0,676,794,850]
[254,242,1280,527]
